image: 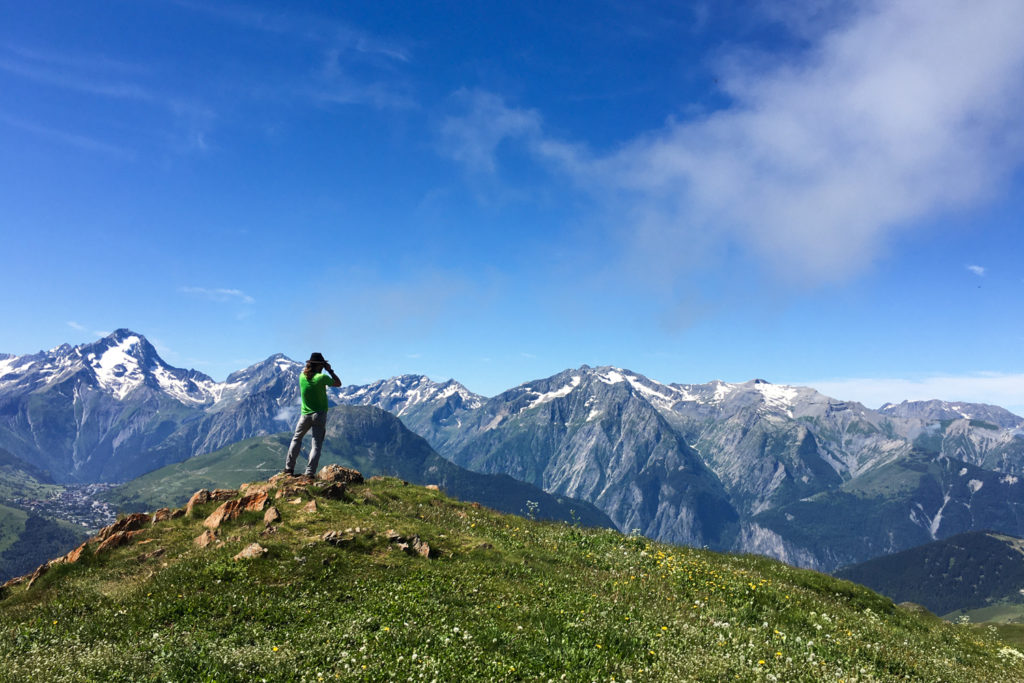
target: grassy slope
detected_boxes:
[3,477,1024,681]
[0,504,27,557]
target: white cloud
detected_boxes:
[439,90,541,173]
[967,264,986,276]
[444,1,1024,283]
[66,321,86,331]
[801,372,1024,415]
[180,286,255,304]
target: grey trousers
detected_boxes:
[284,411,327,476]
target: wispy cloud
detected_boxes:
[66,321,86,331]
[0,112,133,158]
[800,372,1024,415]
[442,1,1024,284]
[180,287,255,304]
[967,264,986,276]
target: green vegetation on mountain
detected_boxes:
[835,531,1024,617]
[3,475,1024,681]
[104,405,614,529]
[0,513,87,582]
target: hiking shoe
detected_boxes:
[281,469,295,476]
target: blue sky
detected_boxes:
[2,1,1023,413]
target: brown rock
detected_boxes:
[233,543,268,561]
[361,490,380,505]
[317,465,364,485]
[26,562,50,589]
[1,576,26,590]
[185,489,211,516]
[287,497,302,505]
[171,508,186,519]
[385,529,403,543]
[302,499,318,513]
[239,481,273,496]
[275,485,306,500]
[152,508,172,524]
[425,484,440,491]
[203,492,270,530]
[94,513,152,542]
[293,474,315,486]
[260,525,278,537]
[95,529,144,555]
[210,488,237,501]
[194,530,218,548]
[63,542,89,564]
[317,482,347,500]
[264,506,281,525]
[410,535,437,559]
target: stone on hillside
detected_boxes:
[322,530,355,546]
[203,492,269,530]
[239,481,274,496]
[194,530,218,548]
[63,542,89,564]
[233,543,268,561]
[95,513,151,542]
[317,482,347,500]
[210,489,237,501]
[185,489,211,516]
[287,497,302,505]
[171,508,185,519]
[95,529,145,555]
[425,484,439,491]
[1,576,25,590]
[275,484,306,500]
[264,506,281,525]
[293,475,315,486]
[361,490,380,504]
[26,562,50,589]
[152,508,172,524]
[318,464,364,485]
[303,499,318,513]
[410,535,437,559]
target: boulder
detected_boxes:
[94,513,152,542]
[194,530,218,548]
[275,485,306,500]
[152,508,172,524]
[63,542,89,564]
[263,506,281,525]
[233,543,268,561]
[317,482,347,500]
[302,499,318,514]
[425,484,440,491]
[239,481,274,496]
[203,492,269,530]
[318,465,364,485]
[185,489,211,516]
[210,489,237,501]
[26,562,50,590]
[95,529,144,555]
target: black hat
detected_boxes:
[308,352,328,364]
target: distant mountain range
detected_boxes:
[2,330,1024,574]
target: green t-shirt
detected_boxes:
[300,372,333,415]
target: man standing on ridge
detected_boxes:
[283,352,342,477]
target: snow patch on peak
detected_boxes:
[523,376,581,412]
[90,335,146,399]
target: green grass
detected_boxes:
[947,603,1024,625]
[0,504,27,557]
[3,477,1024,681]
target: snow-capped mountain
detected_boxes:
[0,331,305,483]
[4,331,1024,571]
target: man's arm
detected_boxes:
[324,363,342,388]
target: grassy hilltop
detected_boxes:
[2,474,1023,682]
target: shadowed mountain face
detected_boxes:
[834,531,1024,616]
[3,332,1024,572]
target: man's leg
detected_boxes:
[284,414,314,473]
[304,412,328,476]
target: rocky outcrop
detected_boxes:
[233,543,267,561]
[203,492,269,530]
[318,464,364,485]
